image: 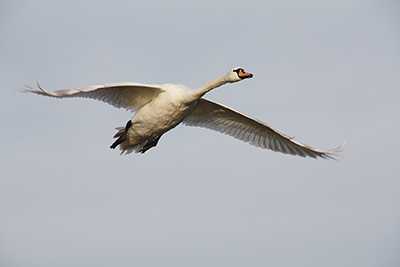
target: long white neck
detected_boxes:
[191,75,228,99]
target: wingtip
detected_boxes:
[319,141,345,161]
[330,141,346,153]
[17,78,46,94]
[34,78,46,93]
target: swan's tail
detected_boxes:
[110,126,163,155]
[110,127,135,155]
[110,128,125,149]
[110,120,137,154]
[110,126,152,155]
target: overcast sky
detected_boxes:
[1,1,399,266]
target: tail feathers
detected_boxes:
[119,142,147,155]
[110,126,144,155]
[110,120,133,151]
[110,128,127,149]
[110,121,160,155]
[112,128,125,138]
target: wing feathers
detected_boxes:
[183,98,343,159]
[22,79,164,112]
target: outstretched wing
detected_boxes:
[183,98,343,159]
[22,79,164,112]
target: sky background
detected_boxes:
[1,1,399,266]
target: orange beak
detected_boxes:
[238,69,253,79]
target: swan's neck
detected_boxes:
[192,75,227,99]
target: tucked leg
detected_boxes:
[138,135,163,153]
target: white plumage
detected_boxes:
[23,67,343,158]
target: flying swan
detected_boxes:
[23,67,343,158]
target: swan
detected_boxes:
[23,67,343,158]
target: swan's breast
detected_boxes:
[131,83,196,136]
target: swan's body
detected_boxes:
[23,67,343,158]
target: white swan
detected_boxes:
[23,67,343,158]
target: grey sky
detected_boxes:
[1,1,399,266]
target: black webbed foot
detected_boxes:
[110,120,132,149]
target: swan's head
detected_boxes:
[225,67,253,83]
